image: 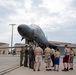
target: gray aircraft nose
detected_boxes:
[17,25,26,32]
[17,25,25,34]
[18,24,29,30]
[18,26,21,31]
[17,24,32,35]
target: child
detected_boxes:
[54,48,61,71]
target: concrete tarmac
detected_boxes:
[4,57,76,75]
[0,55,20,73]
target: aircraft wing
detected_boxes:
[0,46,25,49]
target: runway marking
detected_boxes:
[0,65,20,75]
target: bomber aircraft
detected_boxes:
[17,24,57,49]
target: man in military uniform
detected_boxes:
[24,45,29,67]
[51,48,55,67]
[20,47,24,66]
[29,45,35,69]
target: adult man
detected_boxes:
[51,48,55,67]
[62,44,70,71]
[20,47,24,66]
[33,44,43,71]
[44,45,52,71]
[29,45,35,69]
[24,45,29,67]
[69,48,75,70]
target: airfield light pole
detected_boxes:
[9,24,16,54]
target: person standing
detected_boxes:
[33,44,43,71]
[24,45,29,67]
[20,47,24,66]
[44,45,52,71]
[29,45,35,69]
[62,44,70,71]
[54,48,61,71]
[51,48,55,67]
[69,48,75,70]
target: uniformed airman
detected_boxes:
[24,45,29,67]
[20,47,24,66]
[29,45,35,69]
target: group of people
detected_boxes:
[20,45,34,69]
[62,44,75,71]
[44,45,60,71]
[20,44,75,72]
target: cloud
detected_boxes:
[0,0,76,45]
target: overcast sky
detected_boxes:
[0,0,76,46]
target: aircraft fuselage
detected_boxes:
[17,24,57,48]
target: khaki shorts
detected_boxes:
[35,55,42,63]
[45,56,51,63]
[69,57,74,63]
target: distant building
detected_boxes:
[0,43,9,55]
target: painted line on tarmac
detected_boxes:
[0,65,20,75]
